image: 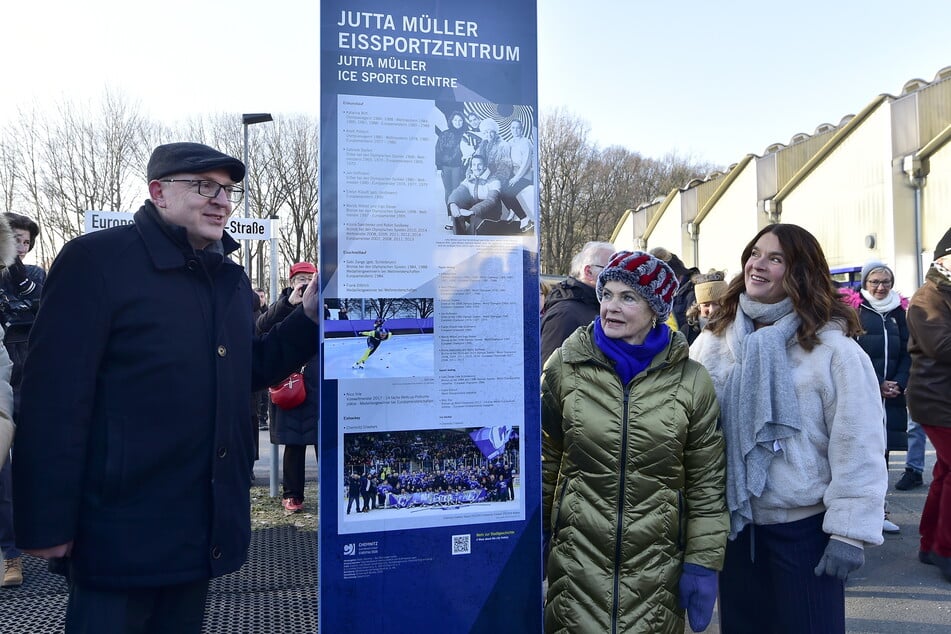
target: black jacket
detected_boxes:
[256,287,319,446]
[856,297,911,450]
[0,261,45,413]
[673,268,700,334]
[540,277,600,365]
[13,201,317,589]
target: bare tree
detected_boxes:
[538,109,715,274]
[538,108,597,276]
[262,116,319,277]
[0,92,150,266]
[400,298,434,318]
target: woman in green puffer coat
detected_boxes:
[542,251,728,634]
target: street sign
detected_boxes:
[83,211,276,239]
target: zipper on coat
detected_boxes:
[611,385,631,634]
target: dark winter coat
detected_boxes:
[542,325,728,633]
[672,268,699,333]
[434,126,464,170]
[856,296,911,451]
[540,277,600,365]
[907,266,951,428]
[12,201,318,589]
[0,260,45,413]
[257,287,319,446]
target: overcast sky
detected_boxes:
[2,0,949,166]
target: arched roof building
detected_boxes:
[612,66,951,292]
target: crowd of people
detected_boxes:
[540,224,951,632]
[343,430,519,512]
[1,136,949,634]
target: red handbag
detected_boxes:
[269,371,306,410]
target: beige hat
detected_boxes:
[693,270,727,304]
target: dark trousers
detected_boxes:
[439,166,465,205]
[921,424,951,557]
[282,444,316,500]
[65,578,209,634]
[0,456,19,559]
[501,178,532,219]
[719,513,844,634]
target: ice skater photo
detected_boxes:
[324,297,435,379]
[352,318,391,369]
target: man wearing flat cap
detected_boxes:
[12,142,319,631]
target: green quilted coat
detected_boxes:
[542,325,728,633]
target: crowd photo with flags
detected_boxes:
[342,427,520,512]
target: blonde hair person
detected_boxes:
[543,250,727,633]
[684,270,727,343]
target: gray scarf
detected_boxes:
[722,294,802,538]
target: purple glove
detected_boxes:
[678,563,718,632]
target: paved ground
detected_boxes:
[3,436,950,633]
[698,446,951,633]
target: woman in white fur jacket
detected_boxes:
[690,223,887,633]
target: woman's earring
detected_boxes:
[652,317,657,329]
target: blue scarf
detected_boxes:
[593,318,670,385]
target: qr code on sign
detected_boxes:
[451,534,471,555]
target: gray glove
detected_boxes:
[814,538,864,580]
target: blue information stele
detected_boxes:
[319,1,542,632]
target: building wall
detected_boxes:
[922,142,951,258]
[645,192,684,256]
[781,105,894,272]
[696,161,759,279]
[612,71,951,293]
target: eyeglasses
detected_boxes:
[160,179,244,203]
[867,280,892,288]
[589,264,605,271]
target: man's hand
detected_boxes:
[301,275,319,323]
[25,542,73,560]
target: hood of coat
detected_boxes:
[0,214,17,269]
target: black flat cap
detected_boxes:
[147,142,246,182]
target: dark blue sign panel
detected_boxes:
[319,1,541,632]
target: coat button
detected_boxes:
[218,447,227,458]
[217,345,227,357]
[186,259,199,271]
[211,546,221,560]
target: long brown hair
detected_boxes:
[707,223,862,350]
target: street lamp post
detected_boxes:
[241,113,273,275]
[242,113,276,495]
